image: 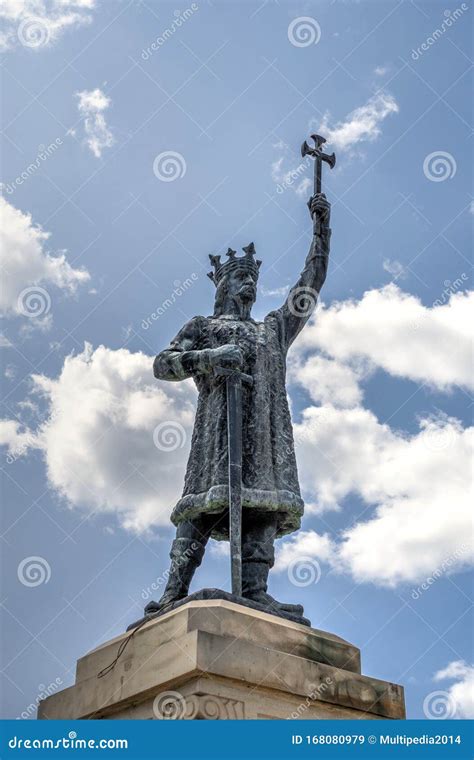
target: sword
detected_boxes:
[214,365,253,597]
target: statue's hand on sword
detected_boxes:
[307,192,331,227]
[205,344,244,372]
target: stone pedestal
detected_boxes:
[38,600,405,720]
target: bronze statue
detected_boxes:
[137,136,334,629]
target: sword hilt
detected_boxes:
[214,366,253,386]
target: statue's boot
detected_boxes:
[241,520,304,617]
[144,537,205,615]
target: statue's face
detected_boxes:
[226,268,258,306]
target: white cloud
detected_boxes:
[314,92,399,153]
[383,258,407,279]
[0,418,38,458]
[271,149,312,197]
[289,404,473,586]
[0,198,90,325]
[434,661,474,718]
[294,285,473,392]
[4,344,196,534]
[0,0,95,51]
[374,66,388,76]
[76,88,115,158]
[260,284,290,298]
[288,354,365,408]
[274,530,335,571]
[281,286,474,586]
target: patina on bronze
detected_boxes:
[129,137,335,631]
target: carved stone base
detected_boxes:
[38,600,405,720]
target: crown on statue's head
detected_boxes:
[207,243,262,286]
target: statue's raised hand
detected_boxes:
[206,344,243,371]
[308,193,330,225]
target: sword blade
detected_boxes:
[226,373,243,597]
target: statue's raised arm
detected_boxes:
[271,192,331,350]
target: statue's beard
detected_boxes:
[213,278,257,319]
[237,286,256,302]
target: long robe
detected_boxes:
[154,227,331,540]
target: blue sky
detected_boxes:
[0,0,472,721]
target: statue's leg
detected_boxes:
[144,516,212,614]
[241,511,304,616]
